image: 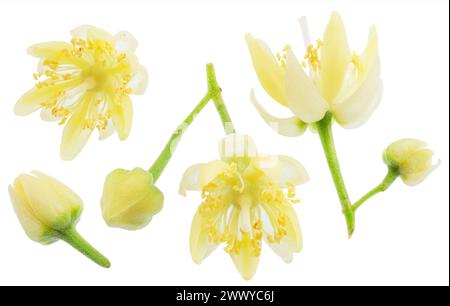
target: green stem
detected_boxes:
[316,112,355,238]
[148,63,236,182]
[58,227,111,268]
[206,64,236,135]
[148,92,211,182]
[352,167,399,212]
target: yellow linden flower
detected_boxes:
[179,134,309,280]
[383,138,439,186]
[246,12,382,134]
[101,168,164,230]
[15,25,148,160]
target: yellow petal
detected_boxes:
[71,25,114,43]
[16,173,82,230]
[128,65,148,95]
[250,90,307,137]
[319,12,352,102]
[101,168,164,230]
[179,160,228,196]
[360,26,379,73]
[385,138,427,165]
[27,41,72,59]
[401,161,440,186]
[245,33,287,106]
[190,209,218,264]
[60,95,93,161]
[111,95,133,141]
[230,233,260,280]
[267,204,303,262]
[14,79,80,116]
[285,50,329,123]
[332,59,382,128]
[400,149,433,175]
[8,185,53,244]
[114,31,138,53]
[254,155,309,187]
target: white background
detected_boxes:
[0,0,448,286]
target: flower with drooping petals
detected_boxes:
[246,12,382,135]
[15,25,148,160]
[179,134,309,280]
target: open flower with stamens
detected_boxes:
[246,12,381,135]
[179,134,309,280]
[15,25,148,160]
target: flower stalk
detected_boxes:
[316,112,355,238]
[352,167,399,212]
[57,227,111,268]
[149,63,235,182]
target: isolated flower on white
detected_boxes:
[246,11,382,135]
[15,25,148,160]
[180,134,309,280]
[383,138,439,186]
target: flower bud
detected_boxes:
[9,171,83,244]
[101,167,164,230]
[383,138,439,186]
[9,171,110,268]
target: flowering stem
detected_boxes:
[316,112,355,238]
[352,167,399,212]
[148,92,211,182]
[58,227,111,268]
[148,63,236,182]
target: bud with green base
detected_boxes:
[9,171,111,268]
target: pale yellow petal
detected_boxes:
[285,50,329,123]
[98,120,115,140]
[190,209,218,264]
[400,149,433,175]
[71,25,114,43]
[8,185,51,244]
[385,138,427,165]
[60,96,93,161]
[230,233,260,280]
[27,41,72,59]
[128,65,148,95]
[31,171,83,218]
[179,163,204,196]
[267,204,303,262]
[114,31,138,53]
[111,95,133,141]
[179,161,228,196]
[360,26,379,73]
[198,160,229,186]
[14,79,80,116]
[245,33,287,106]
[255,155,309,187]
[332,59,382,128]
[250,90,307,137]
[401,160,440,186]
[319,12,352,102]
[18,174,72,229]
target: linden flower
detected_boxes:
[179,134,309,280]
[15,25,148,160]
[383,138,439,186]
[246,12,382,135]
